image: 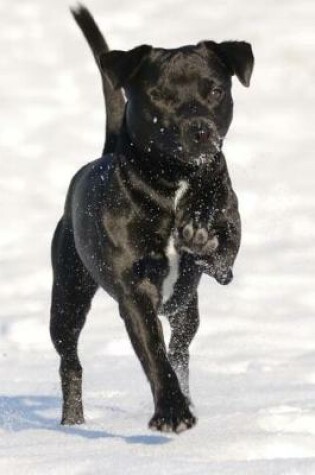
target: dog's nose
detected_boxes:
[184,120,214,145]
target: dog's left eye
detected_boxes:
[209,87,224,100]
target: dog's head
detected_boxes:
[99,41,254,167]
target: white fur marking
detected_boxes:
[162,237,180,303]
[174,180,189,209]
[162,182,189,303]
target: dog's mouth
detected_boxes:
[172,138,222,167]
[193,152,220,166]
[141,114,224,167]
[169,149,221,170]
[132,116,224,169]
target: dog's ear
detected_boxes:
[217,41,254,87]
[99,45,152,89]
[202,41,254,87]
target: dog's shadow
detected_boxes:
[0,395,171,445]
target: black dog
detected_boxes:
[50,5,254,433]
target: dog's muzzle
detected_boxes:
[184,119,213,142]
[181,119,222,164]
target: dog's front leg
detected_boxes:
[118,284,196,433]
[175,191,241,285]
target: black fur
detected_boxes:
[50,5,254,433]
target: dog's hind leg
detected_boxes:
[168,293,199,401]
[50,218,98,425]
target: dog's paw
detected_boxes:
[175,220,219,256]
[61,415,85,425]
[196,258,234,285]
[149,402,196,434]
[61,405,85,425]
[214,267,233,285]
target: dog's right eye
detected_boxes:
[209,87,224,101]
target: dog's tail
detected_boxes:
[70,4,125,155]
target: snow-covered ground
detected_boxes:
[0,0,314,473]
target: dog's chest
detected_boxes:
[162,181,189,304]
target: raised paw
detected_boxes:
[176,220,219,256]
[195,258,234,285]
[149,401,196,434]
[214,267,233,285]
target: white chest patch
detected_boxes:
[162,236,180,303]
[162,181,189,304]
[174,180,189,208]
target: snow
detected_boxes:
[0,0,315,473]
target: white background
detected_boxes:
[0,0,314,473]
